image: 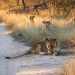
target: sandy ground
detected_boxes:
[0,23,75,75]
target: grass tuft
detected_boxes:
[63,59,75,75]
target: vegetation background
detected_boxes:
[0,0,75,47]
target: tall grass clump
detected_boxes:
[62,59,75,75]
[15,22,75,46]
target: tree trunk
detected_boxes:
[16,0,19,5]
[22,0,26,9]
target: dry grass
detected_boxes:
[0,10,75,45]
[0,0,20,9]
[63,59,75,75]
[0,16,3,22]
